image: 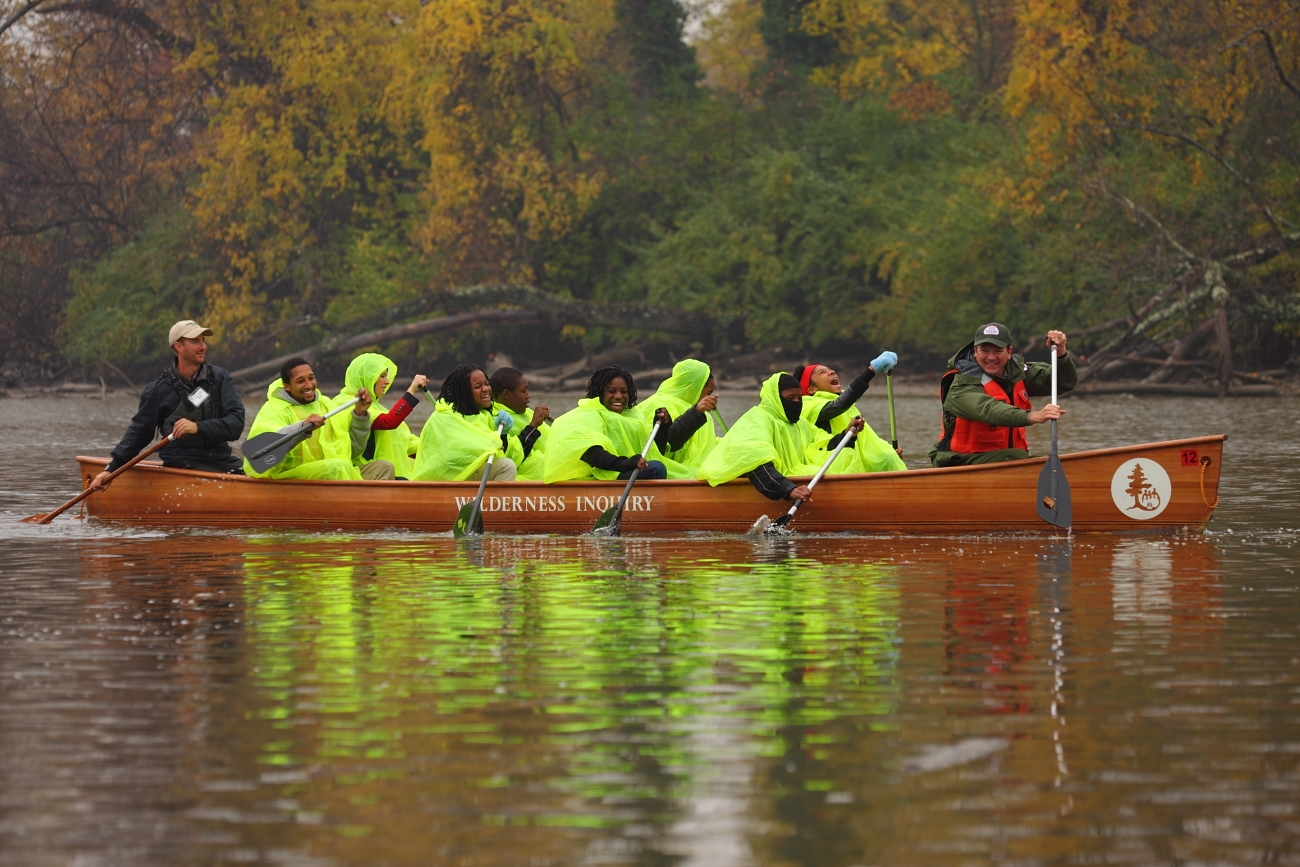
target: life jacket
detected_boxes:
[938,369,1031,453]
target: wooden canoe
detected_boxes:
[71,435,1224,535]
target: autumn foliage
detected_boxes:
[1,0,1296,375]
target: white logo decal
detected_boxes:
[983,325,1000,335]
[1110,458,1171,519]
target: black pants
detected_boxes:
[164,454,246,475]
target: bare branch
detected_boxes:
[0,0,50,37]
[34,0,193,53]
[1260,30,1300,106]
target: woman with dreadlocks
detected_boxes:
[542,366,692,483]
[410,365,526,481]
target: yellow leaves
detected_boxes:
[692,0,768,99]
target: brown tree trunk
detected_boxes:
[1214,297,1233,398]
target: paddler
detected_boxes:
[330,353,426,480]
[631,359,719,471]
[243,358,373,480]
[930,324,1073,467]
[542,366,691,482]
[699,372,865,502]
[791,352,905,473]
[90,320,246,491]
[410,365,525,481]
[489,367,549,481]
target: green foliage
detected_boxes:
[614,0,702,97]
[62,207,221,366]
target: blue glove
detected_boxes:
[870,351,898,374]
[493,409,514,432]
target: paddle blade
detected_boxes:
[1036,456,1073,529]
[764,513,795,536]
[19,512,52,524]
[242,428,310,472]
[454,503,483,538]
[590,507,621,536]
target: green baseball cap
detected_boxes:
[974,322,1013,348]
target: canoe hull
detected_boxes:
[73,435,1225,535]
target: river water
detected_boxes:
[1,392,1298,866]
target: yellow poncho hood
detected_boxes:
[698,373,829,485]
[633,359,717,469]
[330,353,419,476]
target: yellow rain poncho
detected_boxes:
[543,398,693,483]
[632,359,718,470]
[330,353,420,478]
[699,373,831,485]
[410,400,524,481]
[801,389,906,473]
[492,401,547,481]
[243,379,361,480]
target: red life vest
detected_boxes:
[939,370,1031,453]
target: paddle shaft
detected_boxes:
[463,423,506,534]
[886,371,898,450]
[778,427,858,524]
[606,420,662,522]
[24,434,175,524]
[711,409,729,434]
[245,396,361,461]
[1050,345,1059,497]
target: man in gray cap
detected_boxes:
[929,323,1073,467]
[90,319,247,490]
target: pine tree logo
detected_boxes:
[1124,462,1162,512]
[1110,458,1171,520]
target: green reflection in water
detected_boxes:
[238,539,901,847]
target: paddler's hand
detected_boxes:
[171,418,198,439]
[530,405,551,427]
[788,485,813,503]
[653,407,671,427]
[634,456,648,470]
[493,409,514,432]
[695,393,718,413]
[354,387,372,416]
[1046,330,1068,357]
[847,416,865,435]
[1029,404,1065,425]
[407,374,429,394]
[89,470,112,492]
[303,413,326,429]
[870,350,898,374]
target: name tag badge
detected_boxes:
[187,386,210,408]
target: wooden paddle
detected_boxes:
[21,434,176,524]
[1035,343,1072,529]
[591,420,662,536]
[454,422,506,538]
[242,397,360,473]
[886,370,898,452]
[749,427,858,535]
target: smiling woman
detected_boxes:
[410,365,525,482]
[542,366,692,482]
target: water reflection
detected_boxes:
[9,531,1298,866]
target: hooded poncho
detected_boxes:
[698,373,831,485]
[492,402,547,481]
[330,352,421,477]
[410,399,524,481]
[243,379,361,480]
[632,359,718,470]
[800,391,907,474]
[543,398,693,483]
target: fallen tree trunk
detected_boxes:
[232,309,545,383]
[231,284,715,384]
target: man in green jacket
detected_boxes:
[930,323,1074,467]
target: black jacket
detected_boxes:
[106,361,246,472]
